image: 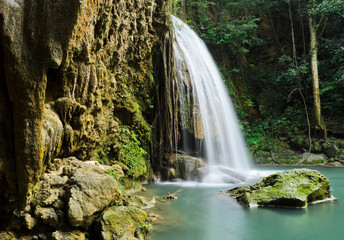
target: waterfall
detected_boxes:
[172,16,251,183]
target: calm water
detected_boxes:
[145,166,344,240]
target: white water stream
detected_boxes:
[172,16,251,183]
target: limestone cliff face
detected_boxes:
[0,0,171,216]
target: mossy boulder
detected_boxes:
[222,169,335,208]
[96,206,150,240]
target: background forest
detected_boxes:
[172,0,344,163]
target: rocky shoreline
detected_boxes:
[0,157,156,240]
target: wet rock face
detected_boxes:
[0,0,82,212]
[222,169,335,208]
[0,0,171,214]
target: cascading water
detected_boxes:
[172,16,251,183]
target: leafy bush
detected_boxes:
[106,168,126,192]
[243,106,305,152]
[118,126,148,179]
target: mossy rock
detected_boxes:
[96,206,150,240]
[222,169,335,208]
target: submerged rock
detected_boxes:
[222,169,336,208]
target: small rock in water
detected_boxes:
[221,169,336,208]
[162,192,178,200]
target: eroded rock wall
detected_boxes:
[0,0,171,219]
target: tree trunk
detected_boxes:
[181,0,187,21]
[288,0,297,66]
[309,16,327,139]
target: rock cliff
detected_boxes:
[0,0,172,232]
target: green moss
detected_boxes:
[227,169,332,208]
[304,160,324,165]
[118,126,148,179]
[101,206,150,239]
[106,169,125,192]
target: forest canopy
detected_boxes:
[172,0,344,151]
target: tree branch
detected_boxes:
[288,88,311,154]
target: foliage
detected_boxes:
[140,222,152,234]
[176,0,262,54]
[201,18,261,54]
[106,168,126,192]
[318,31,344,115]
[106,168,120,181]
[174,0,344,154]
[220,67,252,119]
[307,0,344,18]
[118,126,148,179]
[172,0,182,15]
[243,106,304,152]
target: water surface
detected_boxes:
[146,166,344,240]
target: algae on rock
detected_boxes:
[222,169,335,208]
[96,206,151,240]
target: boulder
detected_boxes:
[52,230,86,240]
[299,153,327,164]
[23,213,38,230]
[0,232,17,240]
[32,181,63,207]
[34,206,59,228]
[95,206,150,240]
[121,195,156,210]
[160,167,176,180]
[322,142,341,158]
[31,157,122,230]
[327,161,343,167]
[222,169,335,208]
[67,164,122,228]
[311,141,323,152]
[173,154,205,180]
